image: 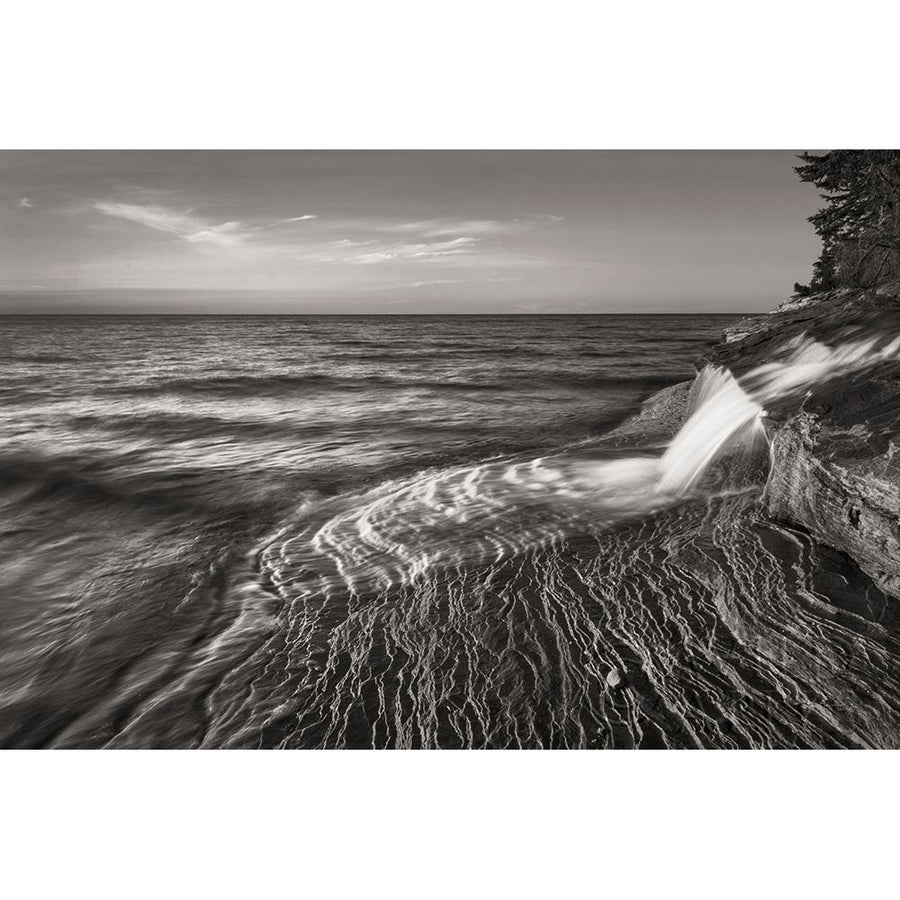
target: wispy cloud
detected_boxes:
[92,201,318,248]
[17,198,34,208]
[93,201,246,247]
[379,219,507,238]
[350,236,479,264]
[350,215,562,239]
[295,215,563,266]
[89,197,561,270]
[254,214,318,230]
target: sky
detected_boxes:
[0,150,823,313]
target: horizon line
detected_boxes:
[0,310,753,317]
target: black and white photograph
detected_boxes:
[4,147,900,750]
[3,2,898,896]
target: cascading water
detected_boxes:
[657,367,764,495]
[743,332,900,404]
[658,332,900,496]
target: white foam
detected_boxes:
[658,367,763,494]
[658,333,900,496]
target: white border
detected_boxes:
[3,0,898,148]
[3,2,899,895]
[3,751,898,897]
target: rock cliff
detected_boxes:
[707,284,900,598]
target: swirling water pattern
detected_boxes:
[2,313,899,748]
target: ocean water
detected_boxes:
[3,314,900,749]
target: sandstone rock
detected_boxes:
[603,380,692,446]
[764,386,900,599]
[704,288,900,599]
[702,288,900,376]
[876,281,900,298]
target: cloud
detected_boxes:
[183,221,246,245]
[352,236,479,264]
[378,215,563,237]
[380,219,506,238]
[307,214,564,263]
[92,201,318,248]
[291,215,561,266]
[93,201,247,247]
[254,214,318,231]
[17,198,34,208]
[291,234,481,265]
[89,199,558,269]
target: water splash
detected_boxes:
[660,332,900,495]
[658,367,764,495]
[744,332,900,405]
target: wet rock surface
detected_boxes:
[764,382,900,599]
[709,287,900,598]
[704,286,900,373]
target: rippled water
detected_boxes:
[3,314,900,748]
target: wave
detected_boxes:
[2,353,82,364]
[103,370,689,398]
[0,452,278,516]
[66,410,310,442]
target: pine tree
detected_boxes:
[795,150,900,291]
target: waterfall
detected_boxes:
[657,332,900,496]
[658,367,764,495]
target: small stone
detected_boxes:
[606,667,623,689]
